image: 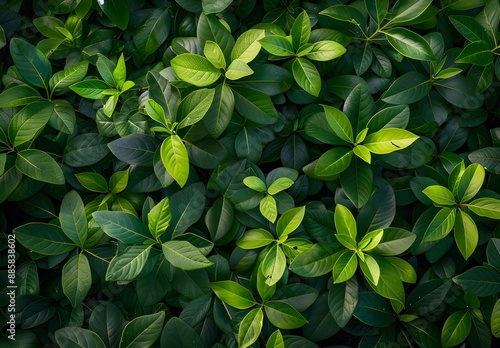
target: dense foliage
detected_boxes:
[1,0,500,347]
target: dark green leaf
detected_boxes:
[162,240,213,270]
[62,254,92,308]
[456,41,493,66]
[14,222,76,255]
[382,72,432,104]
[16,149,64,185]
[92,211,154,244]
[55,327,106,348]
[264,301,308,329]
[441,310,471,347]
[384,28,435,61]
[232,86,279,125]
[120,312,165,348]
[10,38,52,89]
[134,8,171,56]
[106,245,152,281]
[469,147,500,174]
[453,266,500,297]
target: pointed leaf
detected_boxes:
[170,54,221,87]
[384,28,435,61]
[277,206,306,239]
[62,254,92,308]
[14,223,76,255]
[160,135,189,188]
[467,198,500,219]
[60,191,87,246]
[322,105,353,143]
[106,245,152,281]
[92,211,154,244]
[162,240,213,271]
[363,128,418,154]
[119,312,165,348]
[422,185,456,206]
[334,204,357,239]
[210,280,256,309]
[238,308,264,348]
[292,57,321,97]
[265,301,308,329]
[10,37,52,89]
[9,101,53,147]
[441,310,471,347]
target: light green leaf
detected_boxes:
[8,101,53,147]
[75,172,108,193]
[353,145,371,164]
[109,168,129,194]
[14,222,76,255]
[16,149,64,185]
[467,198,500,219]
[243,176,267,192]
[457,163,485,202]
[210,280,256,309]
[262,244,287,286]
[441,310,472,347]
[162,240,213,271]
[170,53,221,87]
[358,229,384,251]
[60,191,87,246]
[491,299,500,338]
[422,185,456,206]
[160,135,189,188]
[266,330,284,348]
[306,40,346,61]
[145,99,167,127]
[10,37,52,89]
[313,147,353,178]
[332,251,358,283]
[238,308,264,348]
[368,256,405,305]
[204,40,226,69]
[292,57,321,97]
[231,29,265,63]
[62,254,92,308]
[454,210,478,260]
[106,245,152,281]
[264,301,308,329]
[359,253,380,285]
[260,194,278,223]
[291,11,311,51]
[422,207,456,242]
[363,128,418,154]
[0,84,43,108]
[259,35,295,57]
[147,197,171,239]
[268,177,294,195]
[226,59,254,80]
[236,228,275,249]
[50,60,89,95]
[119,312,165,348]
[384,28,435,61]
[322,104,353,143]
[277,206,306,239]
[177,88,215,128]
[334,204,357,240]
[372,228,416,256]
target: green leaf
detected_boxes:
[454,210,478,260]
[384,28,435,61]
[387,257,416,283]
[55,328,106,348]
[133,8,171,56]
[62,254,92,308]
[422,207,456,242]
[340,156,373,209]
[92,211,153,244]
[60,191,87,246]
[453,266,500,297]
[365,0,388,24]
[333,251,357,283]
[467,198,500,219]
[319,5,367,32]
[232,86,279,125]
[469,147,500,174]
[358,229,384,251]
[457,163,485,202]
[0,84,43,108]
[119,312,164,348]
[353,291,395,327]
[434,75,484,110]
[306,40,346,61]
[70,79,110,99]
[160,317,204,348]
[147,197,171,239]
[277,206,306,239]
[238,308,264,348]
[262,244,287,286]
[449,15,491,43]
[8,101,53,147]
[266,330,284,348]
[97,0,130,30]
[204,41,226,69]
[372,228,415,256]
[359,253,380,285]
[291,11,311,51]
[106,245,152,281]
[391,0,433,24]
[313,147,353,178]
[435,67,463,79]
[259,35,294,57]
[197,13,235,61]
[422,185,456,206]
[14,222,75,255]
[260,194,278,223]
[170,54,221,87]
[368,256,405,305]
[210,280,256,309]
[244,176,267,192]
[268,177,294,195]
[328,277,358,327]
[292,57,321,97]
[382,72,432,104]
[289,243,340,277]
[265,301,308,329]
[441,310,471,347]
[226,59,254,80]
[75,172,108,193]
[113,54,126,90]
[160,135,189,188]
[363,128,418,154]
[491,299,500,338]
[177,88,215,128]
[50,99,76,134]
[202,0,232,13]
[145,99,167,127]
[169,183,205,237]
[109,169,129,194]
[162,240,213,270]
[455,40,493,66]
[10,37,52,89]
[15,149,64,185]
[49,60,89,96]
[231,29,265,63]
[353,145,371,164]
[322,105,353,143]
[334,204,357,241]
[237,228,274,249]
[89,303,125,348]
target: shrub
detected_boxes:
[0,0,499,347]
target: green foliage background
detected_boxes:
[0,0,500,347]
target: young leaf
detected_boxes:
[259,35,294,57]
[60,191,87,246]
[372,228,416,256]
[231,29,265,63]
[384,28,435,61]
[170,54,221,87]
[422,207,456,242]
[306,40,346,61]
[292,57,321,97]
[225,59,254,80]
[105,245,152,281]
[75,172,108,193]
[262,244,287,286]
[260,194,278,223]
[50,60,89,96]
[454,210,478,260]
[467,198,500,219]
[62,254,92,308]
[422,185,456,206]
[334,204,357,240]
[441,310,472,347]
[148,196,171,239]
[277,206,306,239]
[358,229,384,251]
[264,301,308,329]
[10,37,52,89]
[177,88,216,128]
[266,330,284,348]
[491,299,500,338]
[162,240,213,271]
[204,40,226,69]
[313,147,353,178]
[322,105,354,143]
[236,229,274,249]
[238,308,264,348]
[210,280,256,309]
[363,128,419,154]
[243,176,267,192]
[160,135,189,188]
[69,79,110,99]
[16,149,65,185]
[359,253,380,285]
[120,312,165,348]
[268,177,294,195]
[457,163,485,202]
[291,11,311,51]
[332,250,357,283]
